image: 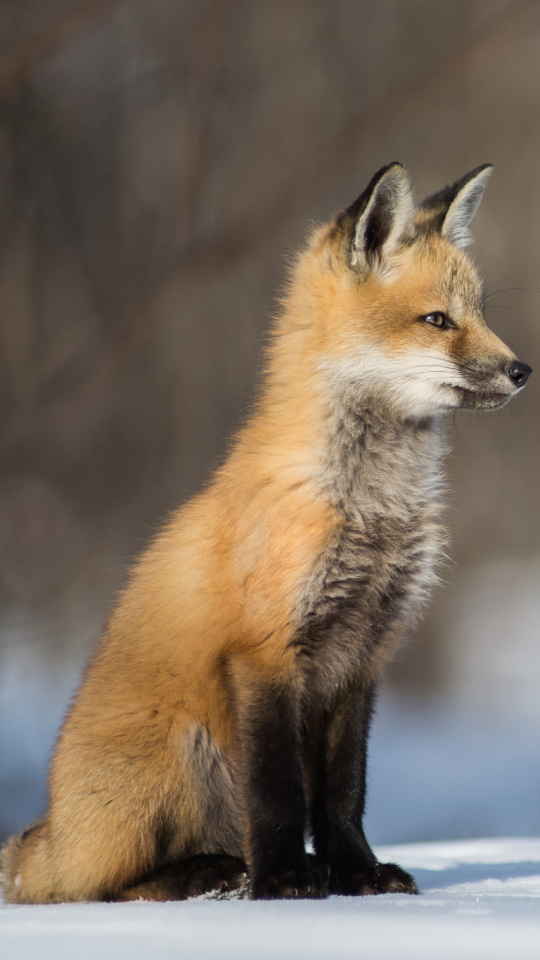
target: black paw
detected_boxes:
[183,855,248,897]
[252,862,327,900]
[329,860,418,896]
[373,861,418,894]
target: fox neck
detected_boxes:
[319,386,445,524]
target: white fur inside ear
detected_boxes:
[352,167,414,271]
[442,167,492,248]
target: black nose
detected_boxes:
[506,361,532,387]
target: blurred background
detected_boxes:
[1,0,540,846]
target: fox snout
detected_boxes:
[454,355,532,411]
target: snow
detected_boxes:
[2,838,540,960]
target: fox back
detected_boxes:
[0,163,531,904]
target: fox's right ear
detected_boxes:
[337,163,414,275]
[419,165,493,248]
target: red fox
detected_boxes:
[0,164,532,903]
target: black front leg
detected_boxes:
[235,674,325,900]
[310,681,417,896]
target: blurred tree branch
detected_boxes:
[0,0,122,101]
[178,0,540,275]
[168,0,236,253]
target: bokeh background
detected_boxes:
[1,0,540,845]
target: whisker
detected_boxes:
[484,286,540,299]
[484,273,539,291]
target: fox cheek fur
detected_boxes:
[0,164,531,904]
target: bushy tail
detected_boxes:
[0,818,52,904]
[0,830,24,900]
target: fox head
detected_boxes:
[295,164,531,419]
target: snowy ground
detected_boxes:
[2,838,540,960]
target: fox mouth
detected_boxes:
[448,384,512,410]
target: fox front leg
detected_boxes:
[309,681,418,896]
[234,674,326,900]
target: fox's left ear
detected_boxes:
[420,164,493,248]
[339,163,415,274]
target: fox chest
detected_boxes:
[291,414,444,696]
[292,510,441,694]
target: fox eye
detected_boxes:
[421,311,455,329]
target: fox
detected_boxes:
[0,163,532,904]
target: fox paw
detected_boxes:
[252,863,327,899]
[329,860,418,896]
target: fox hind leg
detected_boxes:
[0,718,245,904]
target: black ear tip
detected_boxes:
[469,163,494,180]
[455,164,493,197]
[371,162,405,182]
[382,161,405,176]
[364,162,408,196]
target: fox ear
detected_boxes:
[342,163,414,271]
[421,165,493,248]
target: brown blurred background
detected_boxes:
[1,0,540,843]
